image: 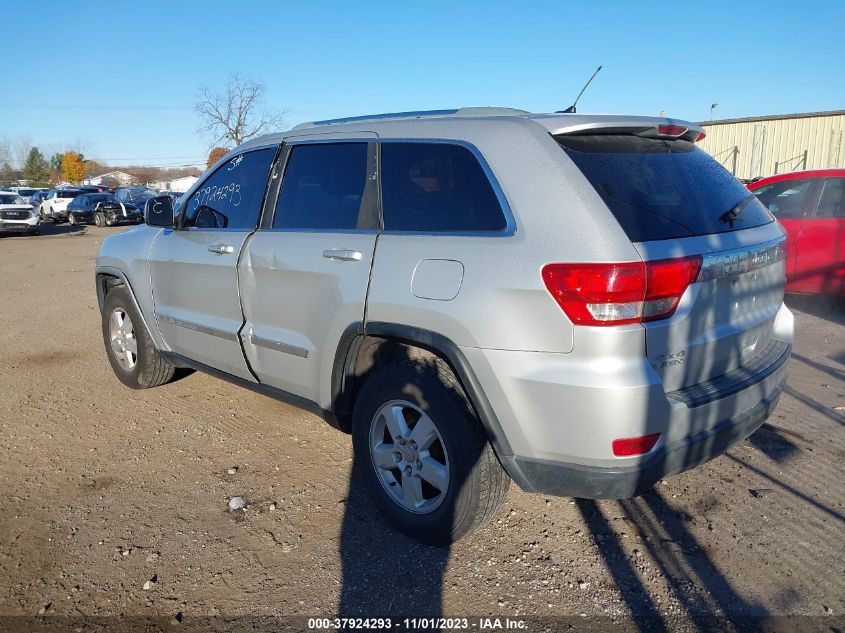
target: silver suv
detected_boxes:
[96,108,794,543]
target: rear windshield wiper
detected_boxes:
[719,194,756,226]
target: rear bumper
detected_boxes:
[500,382,783,499]
[463,302,794,499]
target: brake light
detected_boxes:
[541,256,701,326]
[694,131,706,142]
[612,433,660,456]
[657,124,688,138]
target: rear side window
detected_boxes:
[814,178,845,218]
[751,178,814,220]
[273,143,374,230]
[183,148,276,230]
[558,135,774,241]
[381,142,507,232]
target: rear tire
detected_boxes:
[102,285,175,389]
[351,358,510,545]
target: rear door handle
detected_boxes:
[208,243,234,255]
[322,249,362,262]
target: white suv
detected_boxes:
[96,108,793,543]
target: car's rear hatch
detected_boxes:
[552,121,787,393]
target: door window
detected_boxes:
[380,142,507,232]
[272,142,375,230]
[813,178,845,218]
[751,178,814,220]
[183,147,277,230]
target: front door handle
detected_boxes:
[322,249,362,262]
[208,243,234,255]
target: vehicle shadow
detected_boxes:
[337,345,483,624]
[784,293,845,326]
[0,223,84,238]
[338,471,450,619]
[38,222,88,236]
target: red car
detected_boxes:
[749,169,845,297]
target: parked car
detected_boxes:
[96,108,794,544]
[0,190,40,235]
[40,188,85,222]
[749,169,845,297]
[10,187,47,204]
[67,193,142,227]
[29,189,49,211]
[114,187,158,211]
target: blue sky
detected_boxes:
[3,0,843,169]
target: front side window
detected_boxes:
[380,142,507,232]
[183,148,277,230]
[814,178,845,219]
[752,178,815,220]
[273,143,374,230]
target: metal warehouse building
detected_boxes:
[697,109,845,181]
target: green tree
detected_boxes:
[22,147,50,184]
[61,151,85,184]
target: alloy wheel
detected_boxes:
[108,308,138,371]
[369,399,450,514]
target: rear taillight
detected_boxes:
[542,256,701,326]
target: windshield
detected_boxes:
[0,194,27,205]
[557,134,774,242]
[57,191,82,199]
[16,189,36,196]
[127,188,157,201]
[90,194,119,204]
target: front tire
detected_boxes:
[351,359,510,544]
[68,213,77,225]
[102,285,175,389]
[94,212,105,227]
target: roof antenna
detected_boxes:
[557,65,603,114]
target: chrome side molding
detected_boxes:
[156,313,239,342]
[248,333,309,358]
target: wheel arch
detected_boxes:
[95,267,162,350]
[331,322,514,459]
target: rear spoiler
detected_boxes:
[536,116,705,143]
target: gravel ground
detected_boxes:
[0,224,843,632]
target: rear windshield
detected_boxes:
[557,135,773,242]
[57,190,82,199]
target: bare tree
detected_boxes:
[195,74,285,147]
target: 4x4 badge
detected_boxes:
[652,350,686,369]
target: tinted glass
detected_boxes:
[184,148,276,230]
[57,190,82,199]
[381,142,506,232]
[814,178,845,218]
[751,178,814,220]
[274,143,370,230]
[558,135,774,241]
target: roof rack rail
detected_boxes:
[292,107,531,130]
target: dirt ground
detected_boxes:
[0,224,843,632]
